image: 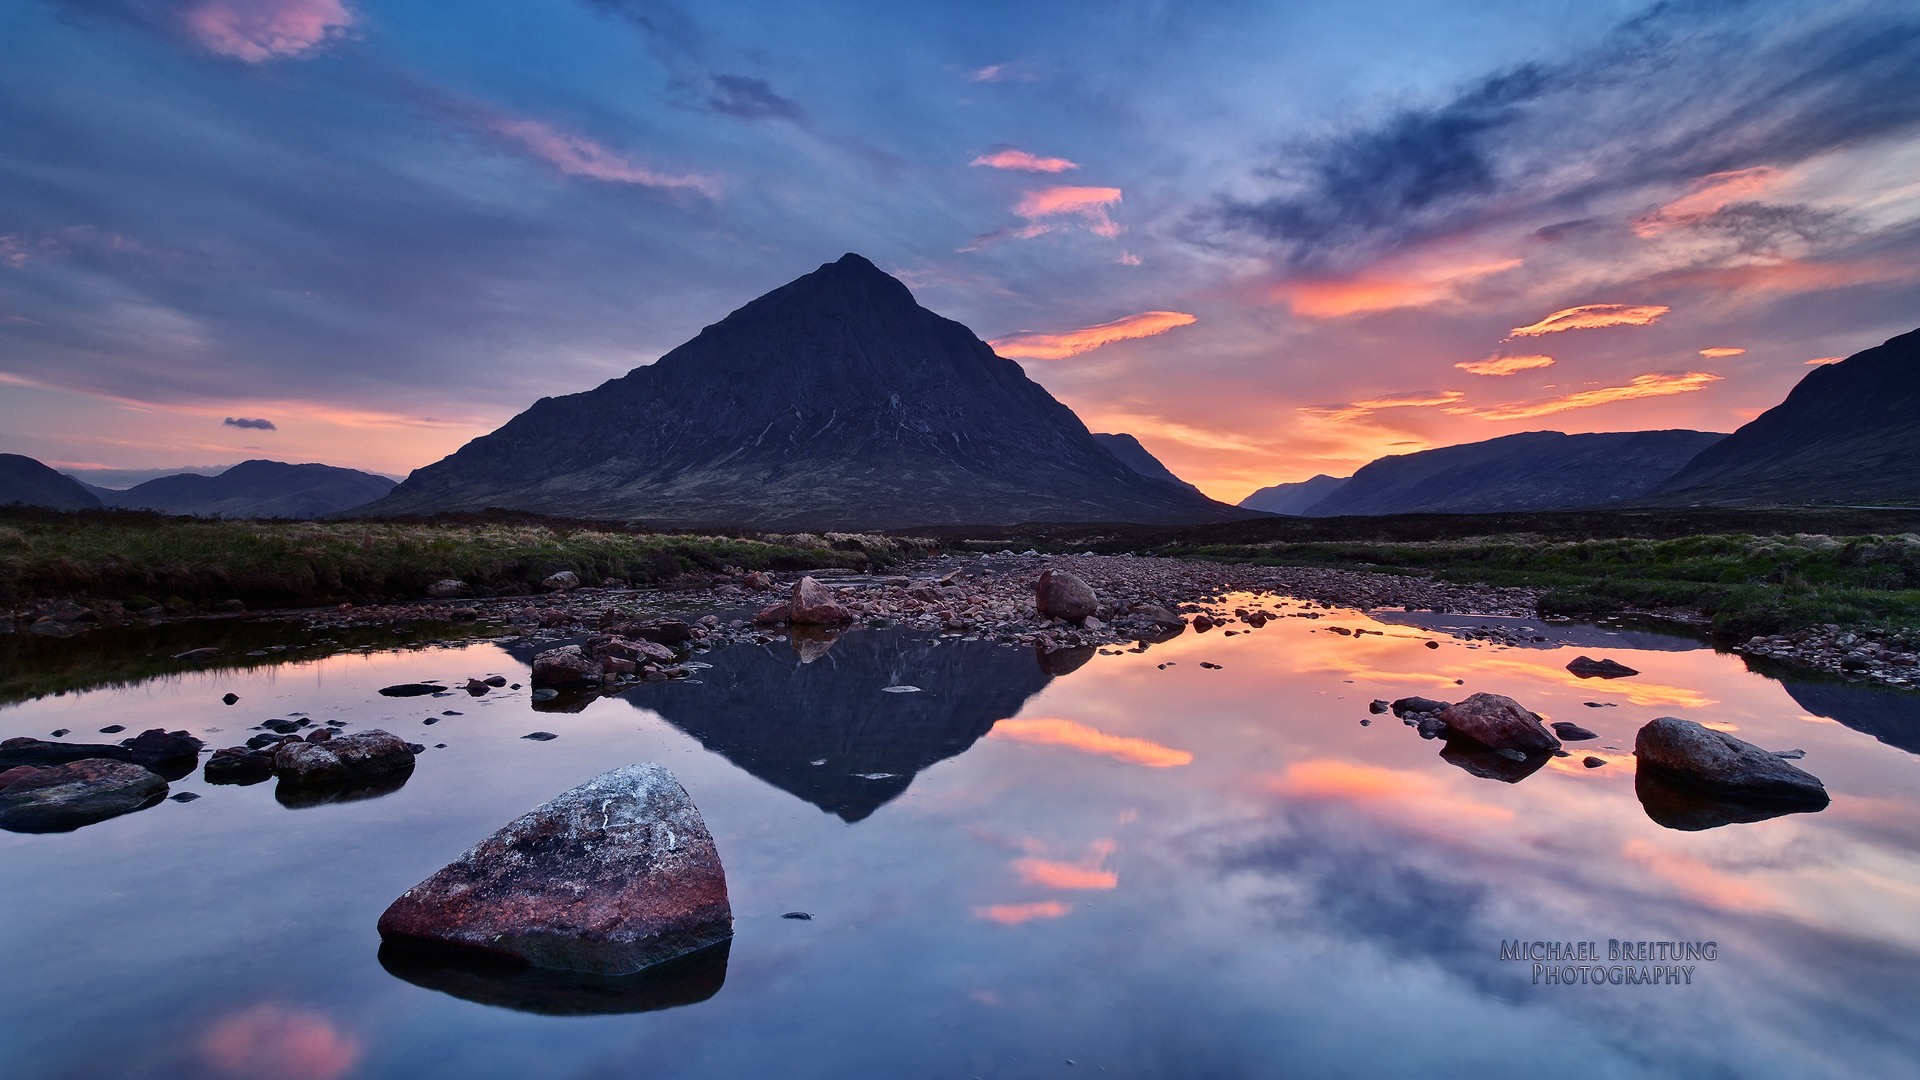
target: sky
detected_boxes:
[2,0,1918,500]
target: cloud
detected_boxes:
[1508,303,1670,337]
[1275,257,1522,318]
[968,63,1037,84]
[1455,354,1554,376]
[990,310,1195,360]
[971,149,1078,173]
[987,717,1193,767]
[578,3,804,124]
[181,0,355,63]
[223,416,276,430]
[1806,356,1844,365]
[489,118,720,196]
[1013,840,1118,890]
[199,1004,360,1080]
[1299,390,1466,424]
[1118,251,1142,266]
[1698,347,1747,358]
[974,901,1071,924]
[1632,167,1790,237]
[702,74,806,122]
[1464,371,1722,421]
[1014,185,1124,237]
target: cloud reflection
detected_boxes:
[989,717,1193,767]
[199,1004,361,1080]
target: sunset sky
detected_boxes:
[3,0,1918,500]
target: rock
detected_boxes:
[1,765,42,790]
[272,730,416,785]
[789,577,853,625]
[1390,696,1451,717]
[531,689,559,702]
[221,692,240,705]
[782,911,813,920]
[1439,742,1549,783]
[120,728,204,768]
[485,675,508,687]
[379,683,447,697]
[633,621,693,646]
[1128,604,1184,628]
[1634,766,1825,831]
[1368,699,1390,714]
[1436,693,1560,752]
[170,792,200,803]
[204,747,276,785]
[173,646,220,661]
[531,645,603,688]
[741,571,775,590]
[753,602,791,625]
[1191,614,1216,632]
[99,725,125,734]
[0,736,134,770]
[1425,640,1440,650]
[377,763,733,975]
[1035,570,1098,623]
[426,579,469,598]
[1633,717,1828,803]
[1583,756,1607,768]
[0,759,168,832]
[542,570,581,591]
[464,678,492,695]
[1550,722,1600,741]
[1566,656,1640,679]
[522,732,559,741]
[591,636,676,664]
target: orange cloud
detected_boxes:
[1275,258,1522,318]
[991,310,1195,360]
[975,900,1072,924]
[1633,167,1787,237]
[1697,347,1746,358]
[1014,185,1123,237]
[988,717,1193,767]
[183,0,354,63]
[1455,354,1555,376]
[972,149,1078,173]
[200,1004,361,1080]
[1014,839,1118,890]
[1464,371,1721,421]
[1806,356,1843,365]
[1621,839,1773,911]
[1298,390,1466,424]
[1509,304,1670,337]
[1652,257,1914,295]
[1273,760,1514,822]
[491,118,720,196]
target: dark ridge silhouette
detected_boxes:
[0,454,103,510]
[1239,473,1348,515]
[84,459,395,518]
[1092,432,1207,498]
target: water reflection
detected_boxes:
[275,766,416,809]
[1780,678,1920,754]
[619,632,1055,821]
[1634,767,1829,831]
[378,939,729,1016]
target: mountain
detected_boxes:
[1240,474,1349,515]
[0,454,104,510]
[91,460,396,518]
[1092,432,1206,498]
[1300,430,1726,516]
[1648,328,1920,506]
[362,254,1246,528]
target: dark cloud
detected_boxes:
[223,416,276,430]
[1209,1,1920,273]
[582,0,806,124]
[703,74,806,122]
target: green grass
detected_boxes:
[0,509,934,611]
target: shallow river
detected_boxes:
[5,594,1920,1079]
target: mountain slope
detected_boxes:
[1240,474,1349,515]
[1302,430,1726,516]
[364,254,1246,528]
[96,460,396,518]
[1092,433,1206,498]
[0,455,104,510]
[1648,328,1920,505]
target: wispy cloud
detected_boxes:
[971,148,1078,173]
[1698,347,1746,358]
[490,117,720,196]
[1275,257,1521,318]
[1632,167,1789,237]
[1455,354,1554,376]
[1015,185,1123,237]
[990,310,1195,360]
[181,0,355,63]
[222,416,276,430]
[987,717,1193,767]
[968,63,1037,84]
[1508,303,1669,337]
[1806,356,1844,365]
[1463,371,1722,421]
[974,901,1070,925]
[1300,390,1466,424]
[702,74,805,122]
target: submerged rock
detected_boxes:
[0,759,168,832]
[377,763,733,976]
[1035,569,1098,623]
[788,577,853,625]
[1436,693,1561,753]
[273,730,416,784]
[1566,656,1640,679]
[1633,717,1828,804]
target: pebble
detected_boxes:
[522,732,558,741]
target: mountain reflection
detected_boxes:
[1779,678,1920,755]
[621,632,1056,821]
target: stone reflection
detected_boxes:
[378,939,729,1016]
[789,624,842,664]
[1438,742,1551,784]
[274,765,414,809]
[1634,767,1829,832]
[625,632,1055,821]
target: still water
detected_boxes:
[4,594,1920,1079]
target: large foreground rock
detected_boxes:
[788,577,853,625]
[0,759,168,832]
[1036,569,1098,622]
[1436,693,1561,753]
[1634,717,1828,803]
[377,763,733,975]
[273,730,416,784]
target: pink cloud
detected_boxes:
[182,0,355,63]
[1508,303,1670,337]
[971,149,1078,173]
[1298,390,1466,424]
[491,118,720,196]
[1014,185,1123,237]
[199,1004,360,1080]
[1806,356,1844,365]
[1455,354,1555,376]
[990,310,1196,360]
[1464,371,1722,421]
[974,900,1071,924]
[1274,257,1522,319]
[1633,167,1788,237]
[1698,347,1746,358]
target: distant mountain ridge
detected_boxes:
[1240,474,1349,515]
[1272,430,1726,516]
[1091,433,1206,498]
[0,454,103,510]
[363,254,1248,528]
[84,460,396,518]
[1647,328,1920,506]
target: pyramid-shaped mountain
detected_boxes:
[365,255,1245,528]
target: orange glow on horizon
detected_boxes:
[989,717,1194,767]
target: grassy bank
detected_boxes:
[0,509,934,611]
